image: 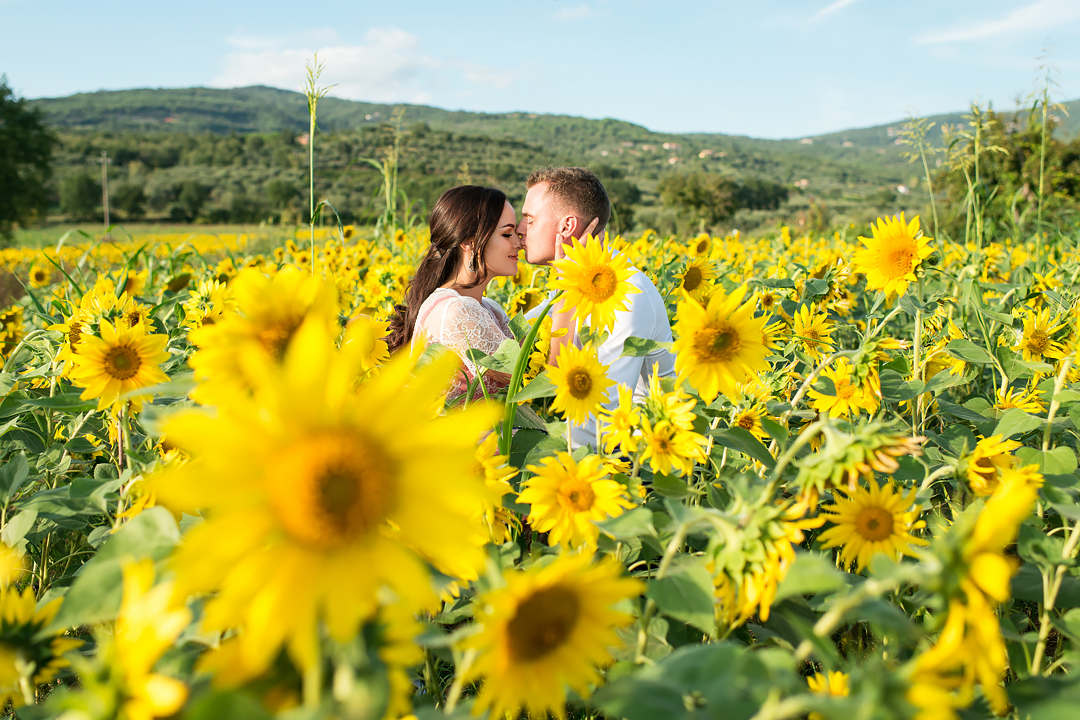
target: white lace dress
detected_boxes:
[412,288,514,399]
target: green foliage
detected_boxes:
[0,76,56,240]
[59,172,100,221]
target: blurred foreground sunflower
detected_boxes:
[152,316,498,676]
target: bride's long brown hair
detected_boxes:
[386,185,509,352]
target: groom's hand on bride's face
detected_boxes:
[555,217,599,261]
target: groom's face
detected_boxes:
[518,182,561,265]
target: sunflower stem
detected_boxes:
[444,648,477,712]
[1031,518,1080,675]
[1042,356,1073,452]
[302,655,322,709]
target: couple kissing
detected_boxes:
[386,167,674,449]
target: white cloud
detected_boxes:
[916,0,1080,45]
[812,0,859,21]
[213,28,445,103]
[554,3,593,21]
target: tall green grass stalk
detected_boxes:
[304,54,333,274]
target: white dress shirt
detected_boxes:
[528,259,676,448]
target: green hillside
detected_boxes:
[28,85,1074,235]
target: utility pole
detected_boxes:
[100,151,111,239]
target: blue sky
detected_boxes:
[3,0,1079,138]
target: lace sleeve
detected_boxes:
[437,298,513,376]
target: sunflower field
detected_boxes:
[0,206,1077,720]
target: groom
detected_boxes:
[518,166,675,448]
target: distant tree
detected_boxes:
[658,171,737,232]
[59,172,101,221]
[177,180,210,221]
[0,76,57,239]
[111,182,146,220]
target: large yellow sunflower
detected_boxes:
[464,553,643,720]
[69,319,170,412]
[853,214,934,297]
[671,284,770,403]
[188,265,337,405]
[548,342,614,425]
[550,240,640,333]
[519,452,634,549]
[817,480,928,572]
[150,317,499,676]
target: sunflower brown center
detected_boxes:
[683,267,703,292]
[32,270,47,283]
[856,506,894,541]
[104,345,142,380]
[1025,331,1049,355]
[693,324,741,363]
[583,267,617,301]
[567,367,593,399]
[695,239,709,254]
[559,479,596,512]
[506,585,581,662]
[256,316,304,360]
[271,434,396,548]
[888,247,915,276]
[737,414,756,431]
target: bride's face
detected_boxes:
[481,201,523,278]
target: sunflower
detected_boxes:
[817,480,928,572]
[550,240,640,333]
[1014,307,1067,363]
[464,553,643,720]
[548,342,613,425]
[342,314,390,373]
[111,560,191,720]
[671,284,770,403]
[807,670,850,720]
[678,259,715,301]
[993,383,1045,413]
[599,385,642,454]
[150,318,499,676]
[509,286,546,316]
[853,213,934,296]
[962,434,1021,496]
[27,264,51,289]
[731,403,769,441]
[639,418,709,476]
[791,303,834,360]
[188,266,337,405]
[69,319,170,412]
[519,452,633,549]
[0,586,81,708]
[808,358,875,418]
[0,545,24,588]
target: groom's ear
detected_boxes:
[557,215,579,242]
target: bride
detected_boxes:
[386,185,522,399]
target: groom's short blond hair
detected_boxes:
[527,167,611,236]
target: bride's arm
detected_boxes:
[439,299,513,386]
